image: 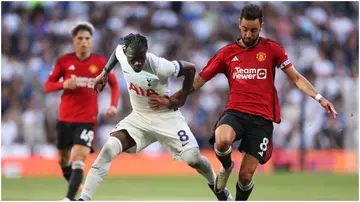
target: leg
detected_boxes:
[79,130,136,201]
[235,113,274,201]
[214,124,236,193]
[181,148,233,201]
[56,121,74,183]
[215,124,236,169]
[58,147,72,182]
[235,154,258,201]
[66,145,91,200]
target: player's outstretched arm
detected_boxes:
[167,74,207,105]
[283,65,338,118]
[94,50,119,93]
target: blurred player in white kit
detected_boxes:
[78,33,233,201]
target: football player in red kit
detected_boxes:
[44,22,120,201]
[152,4,337,201]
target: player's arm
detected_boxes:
[169,51,224,104]
[105,72,120,117]
[167,60,196,109]
[94,49,119,93]
[44,58,76,92]
[283,65,337,118]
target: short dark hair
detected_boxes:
[122,33,148,51]
[240,4,264,24]
[72,22,95,37]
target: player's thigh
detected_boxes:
[56,121,74,151]
[240,116,274,165]
[110,129,136,152]
[153,113,199,161]
[214,110,245,146]
[73,122,96,153]
[111,112,157,154]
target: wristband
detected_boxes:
[315,94,322,102]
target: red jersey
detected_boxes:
[199,37,292,123]
[44,53,120,124]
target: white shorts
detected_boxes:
[111,110,199,161]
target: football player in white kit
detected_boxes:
[78,33,233,201]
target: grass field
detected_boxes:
[2,173,358,201]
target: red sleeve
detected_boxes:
[44,58,64,93]
[274,43,292,70]
[107,72,120,108]
[198,51,225,81]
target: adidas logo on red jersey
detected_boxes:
[231,56,239,62]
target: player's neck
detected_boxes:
[76,52,91,61]
[238,37,260,49]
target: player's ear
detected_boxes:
[260,22,265,30]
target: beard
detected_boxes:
[242,35,260,47]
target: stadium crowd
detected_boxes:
[1,1,358,157]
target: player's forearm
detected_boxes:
[103,50,118,73]
[293,74,318,99]
[44,81,64,93]
[168,62,196,109]
[108,75,120,107]
[180,64,196,93]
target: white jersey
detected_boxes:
[115,45,181,113]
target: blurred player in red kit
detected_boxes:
[155,4,338,201]
[44,22,120,201]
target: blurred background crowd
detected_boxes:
[1,1,358,157]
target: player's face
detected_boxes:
[239,18,263,47]
[73,30,93,55]
[124,47,147,73]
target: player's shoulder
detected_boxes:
[57,52,76,62]
[217,41,238,53]
[90,53,107,61]
[260,37,284,49]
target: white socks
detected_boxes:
[195,155,217,185]
[80,136,122,200]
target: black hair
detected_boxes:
[240,4,264,24]
[122,33,148,51]
[72,22,95,37]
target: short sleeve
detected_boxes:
[198,51,225,81]
[274,44,292,70]
[150,53,180,78]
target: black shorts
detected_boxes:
[209,109,274,165]
[56,121,96,153]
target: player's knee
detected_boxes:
[100,136,123,161]
[182,148,201,168]
[215,140,232,152]
[238,170,253,185]
[72,160,85,170]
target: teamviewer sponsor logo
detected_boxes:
[233,67,267,80]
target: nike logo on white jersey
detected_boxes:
[231,56,239,62]
[68,65,75,70]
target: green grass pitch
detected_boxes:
[2,173,358,201]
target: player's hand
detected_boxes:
[63,78,77,90]
[106,106,117,117]
[148,96,171,110]
[93,70,108,94]
[319,97,338,118]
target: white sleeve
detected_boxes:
[157,57,181,78]
[115,45,125,62]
